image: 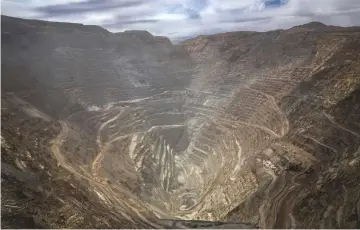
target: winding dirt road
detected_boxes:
[49,114,163,228]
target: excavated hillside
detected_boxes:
[1,15,360,228]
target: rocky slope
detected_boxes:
[1,15,360,228]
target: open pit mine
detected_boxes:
[1,16,360,228]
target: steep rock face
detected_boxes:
[2,16,193,107]
[182,28,360,228]
[2,16,360,228]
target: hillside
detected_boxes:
[2,15,360,228]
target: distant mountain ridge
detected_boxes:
[290,21,360,31]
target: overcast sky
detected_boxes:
[2,0,360,40]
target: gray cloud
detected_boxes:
[36,0,146,16]
[219,16,272,24]
[1,0,360,40]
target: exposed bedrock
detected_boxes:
[2,16,360,228]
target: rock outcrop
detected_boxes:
[2,15,360,228]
